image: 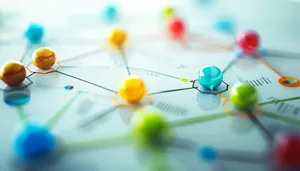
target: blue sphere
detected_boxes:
[199,146,217,161]
[14,123,55,159]
[214,17,235,34]
[198,65,223,90]
[24,23,45,44]
[103,4,118,23]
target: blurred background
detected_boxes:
[0,0,300,48]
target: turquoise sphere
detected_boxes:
[214,17,235,34]
[103,4,118,23]
[24,23,45,44]
[198,65,223,90]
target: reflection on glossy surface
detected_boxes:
[118,107,134,125]
[227,116,254,134]
[197,91,221,111]
[3,87,31,106]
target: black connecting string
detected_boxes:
[0,73,34,92]
[217,149,268,164]
[56,70,117,93]
[78,105,118,128]
[150,87,195,96]
[248,112,274,143]
[119,50,131,76]
[26,73,35,78]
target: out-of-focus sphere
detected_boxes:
[108,29,127,48]
[24,23,45,44]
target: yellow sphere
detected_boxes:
[0,61,26,86]
[119,76,146,104]
[32,47,56,70]
[108,29,127,48]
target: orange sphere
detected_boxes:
[0,61,26,86]
[32,47,56,70]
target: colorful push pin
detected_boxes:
[14,123,56,159]
[132,110,172,149]
[119,76,146,104]
[108,29,127,49]
[162,7,175,20]
[168,17,186,40]
[24,23,45,44]
[198,65,223,90]
[237,30,260,54]
[0,61,26,86]
[230,82,259,110]
[272,132,300,167]
[102,4,118,23]
[214,17,235,35]
[32,47,56,70]
[199,145,217,161]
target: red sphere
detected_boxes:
[168,17,186,39]
[237,30,260,54]
[272,132,300,167]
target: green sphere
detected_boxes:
[132,112,173,150]
[230,83,259,110]
[162,7,175,20]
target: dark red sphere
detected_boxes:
[272,132,300,167]
[168,17,186,39]
[237,30,260,54]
